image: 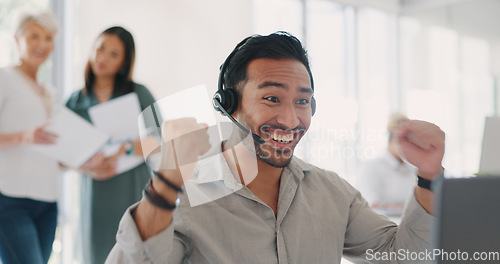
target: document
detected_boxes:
[88,93,143,140]
[32,106,110,168]
[89,93,145,174]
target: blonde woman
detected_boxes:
[0,10,60,264]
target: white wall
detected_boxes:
[73,0,254,100]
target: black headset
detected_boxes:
[212,36,316,117]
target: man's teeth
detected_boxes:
[271,132,293,144]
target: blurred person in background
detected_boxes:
[0,9,60,264]
[65,26,157,264]
[356,113,416,217]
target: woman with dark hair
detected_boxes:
[66,26,156,264]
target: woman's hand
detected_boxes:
[78,144,127,180]
[23,123,58,145]
[79,152,105,174]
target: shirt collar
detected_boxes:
[286,156,314,181]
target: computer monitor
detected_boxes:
[478,116,500,175]
[433,176,500,263]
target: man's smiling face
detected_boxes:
[233,58,313,168]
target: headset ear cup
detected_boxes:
[311,97,316,116]
[224,89,239,115]
[212,91,225,114]
[213,89,239,116]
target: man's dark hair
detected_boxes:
[222,31,313,98]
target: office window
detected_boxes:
[356,8,398,172]
[303,1,357,179]
[460,36,493,174]
[304,5,399,182]
[400,18,493,176]
[403,24,461,174]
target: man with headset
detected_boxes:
[106,32,444,263]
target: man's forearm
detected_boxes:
[133,171,182,240]
[414,167,443,215]
[414,187,433,214]
[133,198,174,240]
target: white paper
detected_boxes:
[32,107,110,168]
[89,93,143,139]
[88,93,145,174]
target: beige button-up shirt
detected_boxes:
[107,151,433,264]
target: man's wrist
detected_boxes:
[143,179,177,210]
[151,171,182,203]
[153,170,184,193]
[417,175,433,191]
[134,196,174,241]
[417,168,445,192]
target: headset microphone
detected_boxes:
[213,98,265,144]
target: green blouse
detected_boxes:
[66,83,157,264]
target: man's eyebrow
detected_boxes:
[258,81,285,89]
[300,88,314,95]
[258,82,313,95]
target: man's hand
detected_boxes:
[156,118,211,186]
[397,120,445,180]
[396,120,445,214]
[134,118,211,241]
